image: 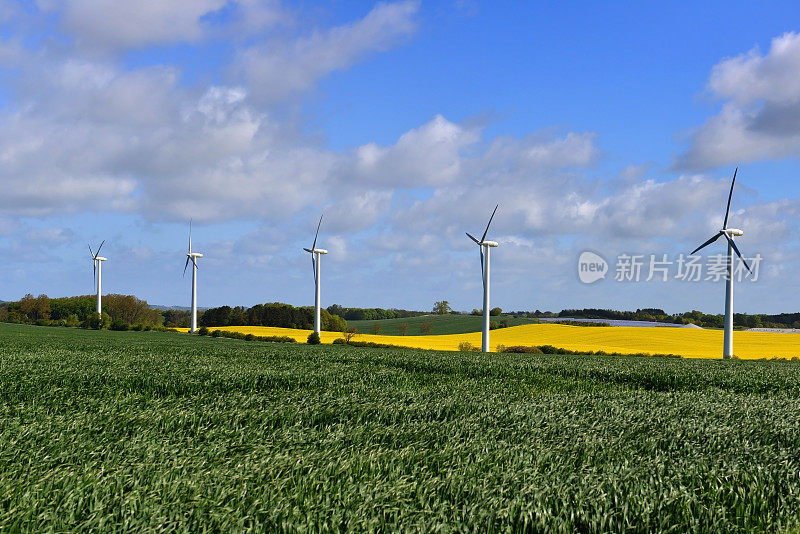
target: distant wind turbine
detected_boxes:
[88,241,107,315]
[466,205,499,352]
[303,215,327,335]
[690,167,751,359]
[183,220,203,333]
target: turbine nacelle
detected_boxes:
[95,256,108,262]
[304,247,328,255]
[724,228,743,237]
[482,240,499,248]
[188,252,203,258]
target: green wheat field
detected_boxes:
[1,323,799,532]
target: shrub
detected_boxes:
[458,341,481,352]
[211,329,221,337]
[489,321,500,330]
[110,319,129,331]
[307,332,321,345]
[197,326,209,336]
[86,312,111,330]
[551,320,611,327]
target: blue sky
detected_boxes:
[1,0,799,314]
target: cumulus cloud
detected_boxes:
[54,0,227,52]
[680,32,800,168]
[351,115,479,187]
[239,1,419,102]
[0,2,424,220]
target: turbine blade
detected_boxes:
[193,257,198,270]
[88,244,94,257]
[481,205,498,243]
[480,247,485,291]
[312,255,317,285]
[93,260,96,288]
[183,256,190,277]
[724,234,751,273]
[466,232,480,244]
[312,214,323,251]
[95,240,104,259]
[723,167,737,230]
[690,231,723,255]
[188,219,192,254]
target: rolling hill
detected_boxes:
[347,314,539,335]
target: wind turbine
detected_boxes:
[183,220,203,333]
[690,167,751,359]
[303,215,327,335]
[88,241,107,315]
[466,205,499,352]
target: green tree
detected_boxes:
[419,321,433,334]
[432,300,453,315]
[87,312,111,330]
[490,307,502,316]
[343,327,360,343]
[398,322,409,336]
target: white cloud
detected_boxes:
[680,32,800,168]
[323,190,394,232]
[239,1,419,102]
[351,115,479,187]
[56,0,227,51]
[228,0,289,37]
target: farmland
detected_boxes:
[348,314,539,335]
[209,323,800,359]
[1,323,800,531]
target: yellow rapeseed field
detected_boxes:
[194,324,800,359]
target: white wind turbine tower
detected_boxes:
[183,220,203,333]
[303,215,327,335]
[690,167,751,359]
[88,241,107,315]
[466,205,499,353]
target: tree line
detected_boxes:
[325,304,427,321]
[0,294,168,330]
[200,302,347,331]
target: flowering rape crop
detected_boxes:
[209,324,800,359]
